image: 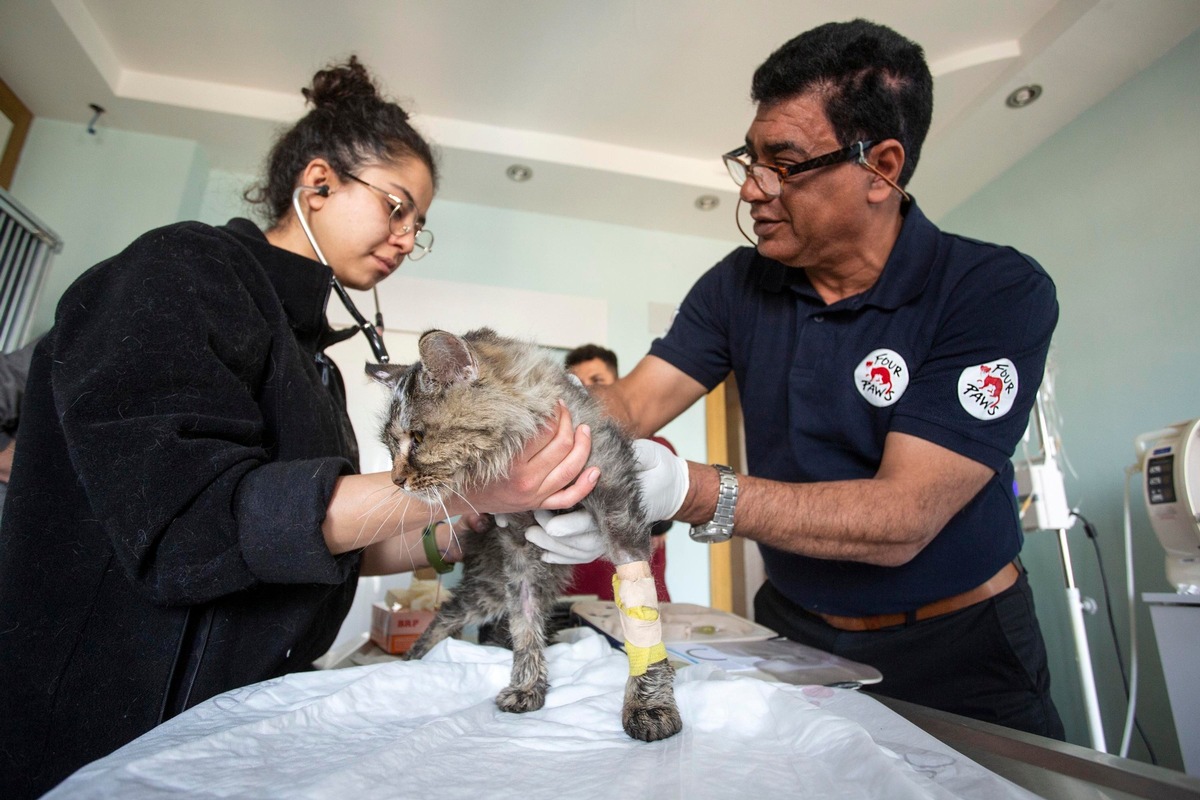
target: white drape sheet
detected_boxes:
[47,630,1037,799]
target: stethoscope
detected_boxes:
[292,184,391,364]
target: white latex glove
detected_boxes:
[522,439,688,564]
[632,438,689,523]
[524,508,606,565]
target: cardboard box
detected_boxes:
[370,602,436,655]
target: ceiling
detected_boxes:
[2,0,1198,243]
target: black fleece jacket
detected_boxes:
[0,219,364,798]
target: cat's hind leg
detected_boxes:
[404,578,498,660]
[402,592,469,660]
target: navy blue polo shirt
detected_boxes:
[651,201,1058,616]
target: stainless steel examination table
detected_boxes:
[874,694,1200,800]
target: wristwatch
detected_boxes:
[689,464,738,543]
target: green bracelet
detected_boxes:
[422,523,454,574]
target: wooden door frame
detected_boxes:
[0,78,33,190]
[704,374,758,615]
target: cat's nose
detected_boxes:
[391,462,410,487]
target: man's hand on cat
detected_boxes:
[524,509,607,564]
[470,400,598,515]
[632,438,688,522]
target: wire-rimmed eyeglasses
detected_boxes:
[346,173,434,260]
[723,140,909,202]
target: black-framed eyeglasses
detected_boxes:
[722,140,877,198]
[346,173,434,260]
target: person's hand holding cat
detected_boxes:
[470,400,599,515]
[524,509,606,564]
[524,438,689,564]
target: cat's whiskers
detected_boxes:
[434,497,462,566]
[348,484,408,549]
[356,483,407,522]
[392,497,451,575]
[422,502,458,606]
[363,482,397,502]
[362,488,410,549]
[442,484,481,519]
[402,500,428,571]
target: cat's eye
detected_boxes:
[411,431,424,447]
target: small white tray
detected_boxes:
[570,601,778,645]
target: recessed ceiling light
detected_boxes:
[506,164,533,182]
[1005,84,1043,109]
[695,195,719,211]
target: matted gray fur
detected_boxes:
[366,327,681,742]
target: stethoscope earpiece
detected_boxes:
[734,197,757,248]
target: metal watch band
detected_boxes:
[689,464,738,543]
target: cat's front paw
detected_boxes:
[495,683,547,714]
[622,661,682,741]
[623,703,683,742]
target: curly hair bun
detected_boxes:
[302,55,407,120]
[250,54,435,225]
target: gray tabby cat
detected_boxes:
[366,328,682,742]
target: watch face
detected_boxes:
[689,525,733,544]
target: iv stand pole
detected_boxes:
[1032,394,1107,752]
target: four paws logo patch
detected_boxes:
[854,349,909,407]
[958,360,1018,419]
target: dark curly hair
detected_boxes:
[564,344,618,374]
[751,19,932,187]
[247,56,439,227]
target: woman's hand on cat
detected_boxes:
[471,400,598,514]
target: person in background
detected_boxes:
[0,336,39,522]
[562,344,671,601]
[565,343,621,389]
[0,57,594,799]
[554,20,1065,738]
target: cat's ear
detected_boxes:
[365,362,408,389]
[418,330,479,387]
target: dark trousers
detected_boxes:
[754,572,1066,740]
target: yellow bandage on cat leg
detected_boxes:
[612,561,667,677]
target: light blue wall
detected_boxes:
[940,30,1200,768]
[10,118,208,336]
[198,169,256,225]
